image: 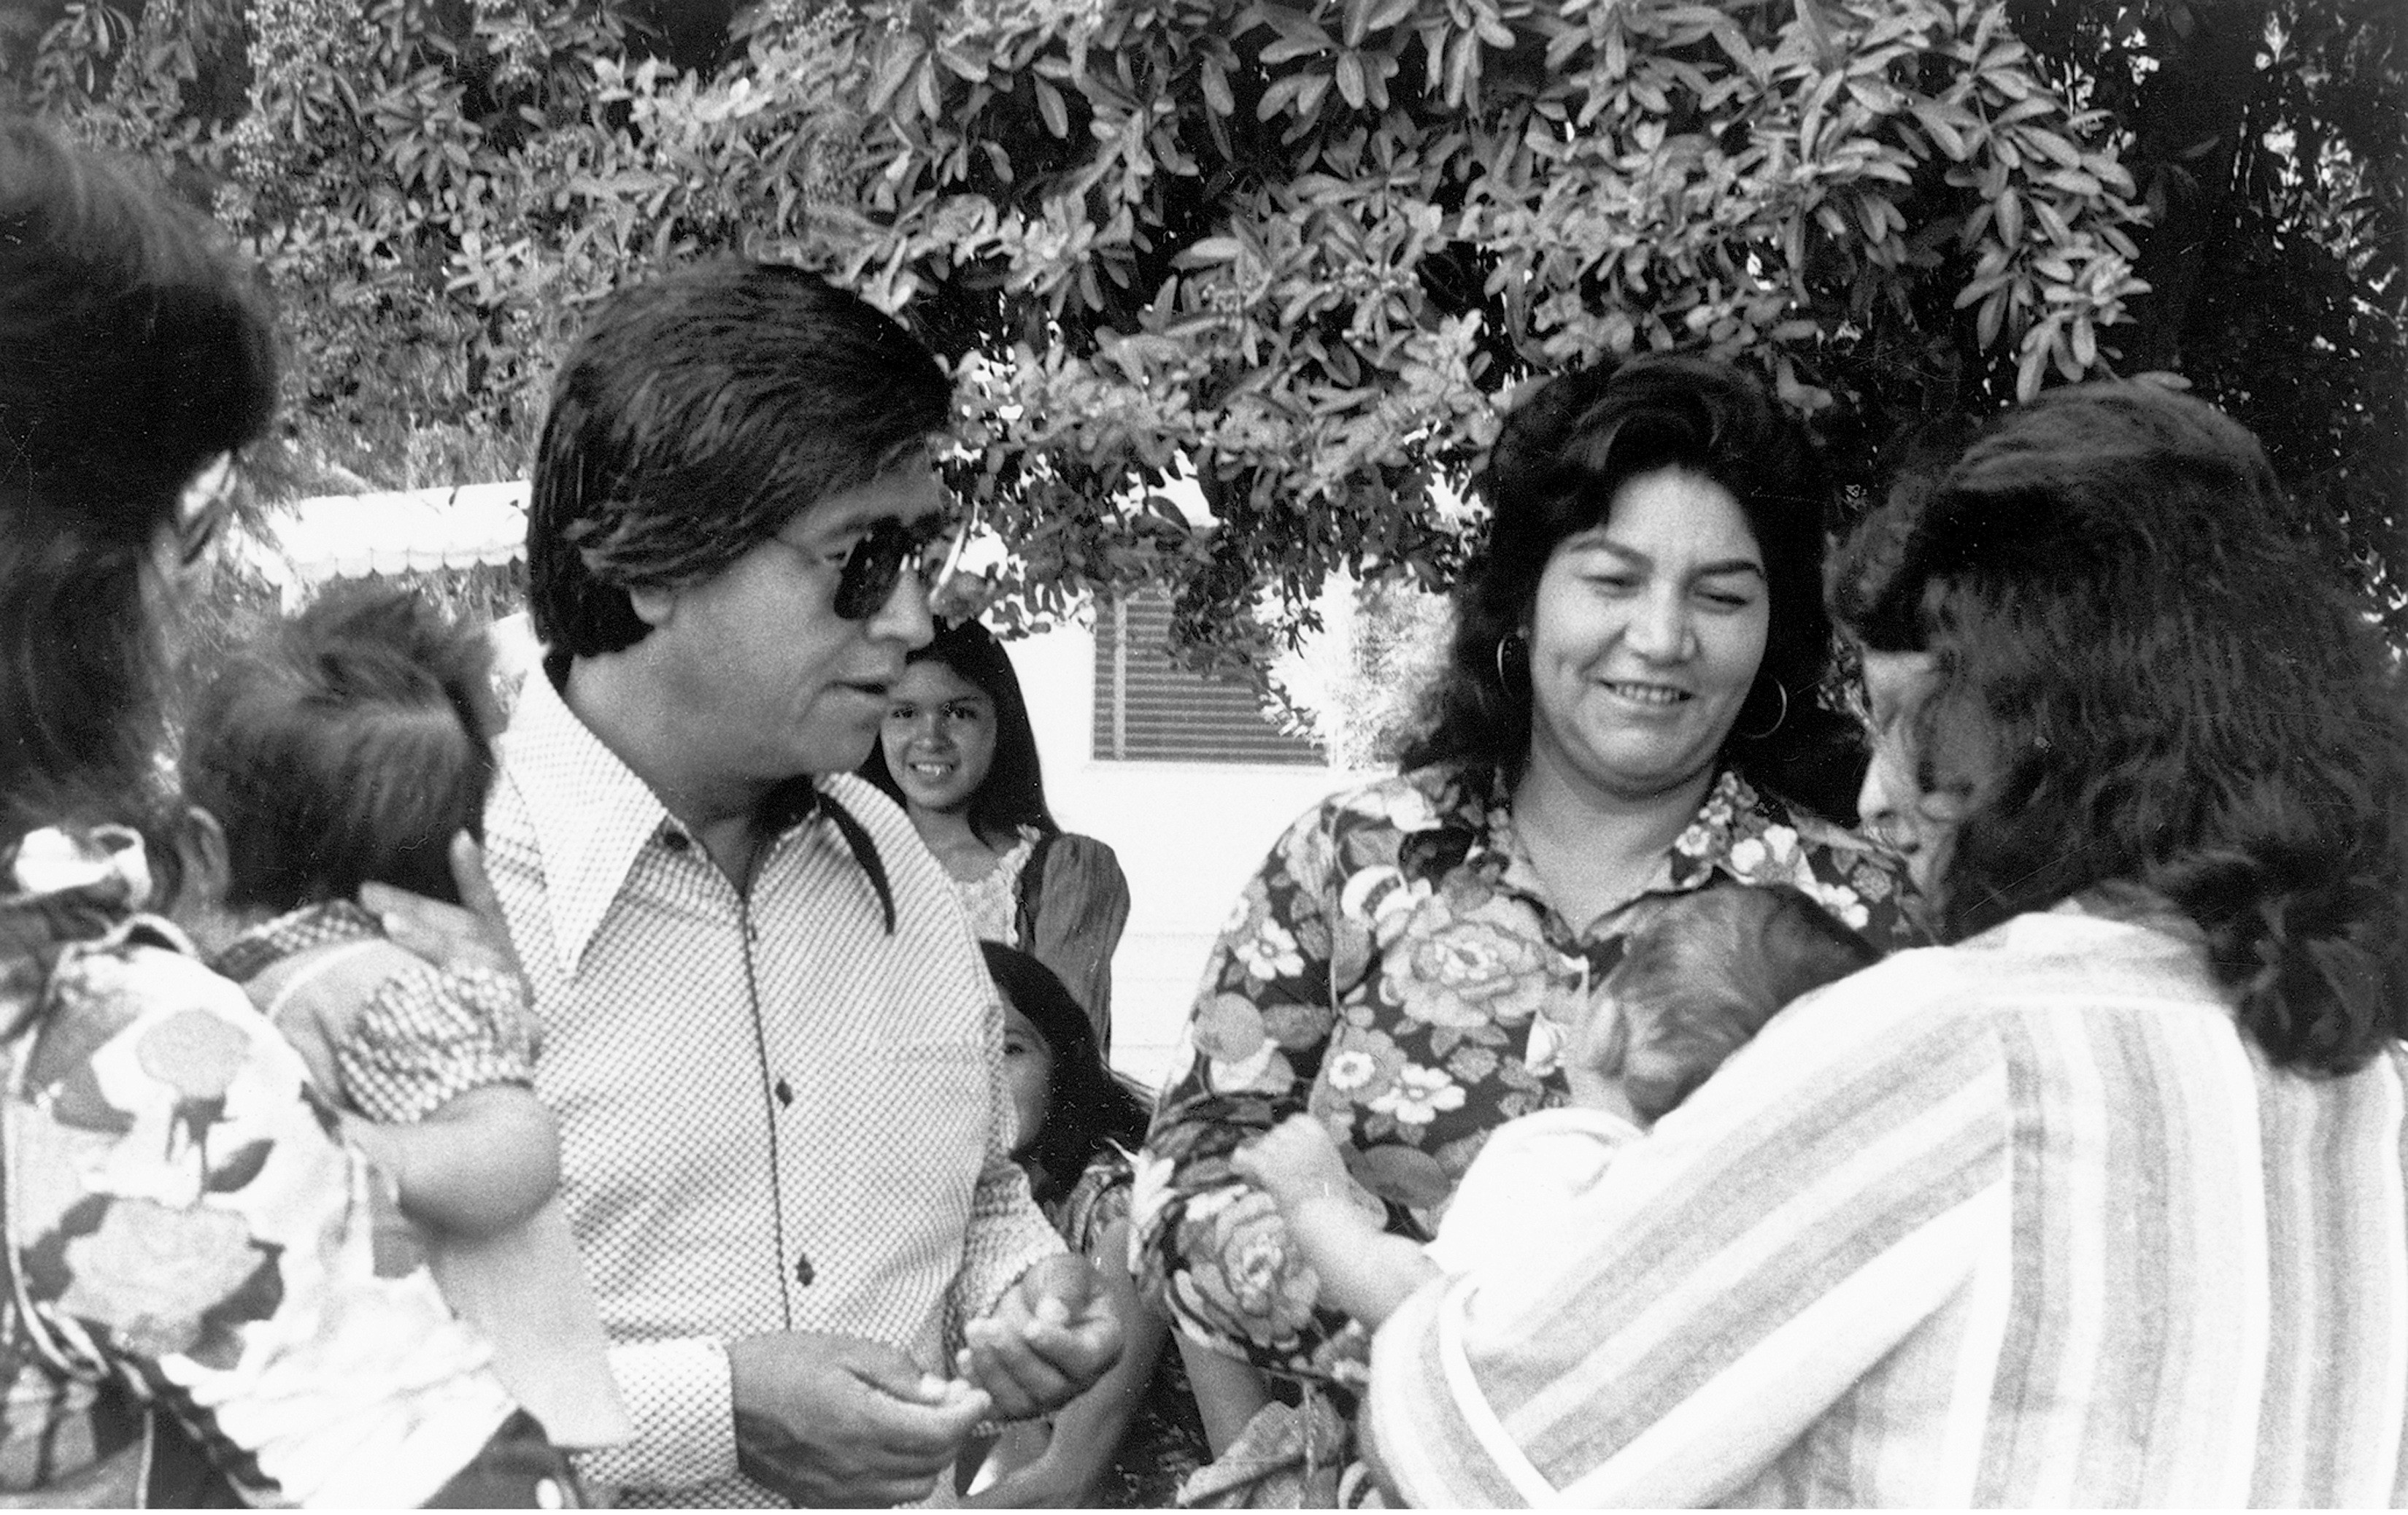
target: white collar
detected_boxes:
[499,667,684,976]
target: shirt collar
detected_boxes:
[1401,762,1792,901]
[211,900,380,984]
[501,666,684,977]
[498,670,896,974]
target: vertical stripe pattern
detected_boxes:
[1365,903,2408,1507]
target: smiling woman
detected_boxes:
[1360,379,2408,1508]
[1132,356,1922,1487]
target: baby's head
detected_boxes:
[1598,883,1878,1122]
[182,582,501,912]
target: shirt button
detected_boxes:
[774,1078,793,1107]
[657,823,691,853]
[795,1254,814,1286]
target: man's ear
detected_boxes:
[627,581,676,629]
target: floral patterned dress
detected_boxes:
[0,827,529,1506]
[1132,762,1921,1387]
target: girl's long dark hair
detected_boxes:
[861,617,1058,846]
[1,118,277,852]
[981,941,1150,1203]
[1400,354,1851,812]
[1832,381,2408,1075]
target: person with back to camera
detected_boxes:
[1132,354,1924,1497]
[1359,380,2408,1506]
[363,258,1123,1508]
[1235,882,1876,1333]
[0,115,574,1506]
[862,617,1131,1046]
[176,582,634,1454]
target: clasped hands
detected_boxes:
[731,1254,1121,1506]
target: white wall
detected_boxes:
[1005,623,1381,1088]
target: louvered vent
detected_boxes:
[1091,590,1326,765]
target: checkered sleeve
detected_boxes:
[334,962,536,1125]
[946,972,1068,1348]
[574,1336,738,1494]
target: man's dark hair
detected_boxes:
[1,115,277,845]
[527,261,954,660]
[1831,380,2408,1075]
[182,583,501,909]
[860,618,1058,844]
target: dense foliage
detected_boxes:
[4,0,2394,658]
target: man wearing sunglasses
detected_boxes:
[382,261,1119,1506]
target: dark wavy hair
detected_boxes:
[981,941,1151,1203]
[528,260,953,662]
[0,116,277,849]
[1831,380,2408,1075]
[860,618,1057,846]
[1400,354,1843,805]
[183,583,501,910]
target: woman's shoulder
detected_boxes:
[1703,773,1924,945]
[1306,762,1498,842]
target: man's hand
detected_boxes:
[956,1254,1123,1422]
[728,1331,990,1507]
[1229,1114,1351,1215]
[361,832,523,982]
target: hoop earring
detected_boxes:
[1494,633,1522,688]
[1736,678,1789,741]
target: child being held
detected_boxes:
[178,582,633,1451]
[1233,882,1879,1331]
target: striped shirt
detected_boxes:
[486,668,1062,1506]
[1365,897,2408,1507]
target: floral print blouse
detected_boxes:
[0,828,520,1506]
[1131,763,1921,1385]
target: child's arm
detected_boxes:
[963,1215,1164,1508]
[1180,1335,1272,1456]
[1230,1115,1440,1330]
[347,1083,560,1240]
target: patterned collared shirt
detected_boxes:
[1134,762,1919,1384]
[212,899,532,1123]
[1365,901,2408,1506]
[485,669,1062,1506]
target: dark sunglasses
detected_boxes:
[831,506,976,621]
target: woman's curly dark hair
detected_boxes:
[981,941,1151,1205]
[1,116,277,850]
[1400,354,1851,809]
[1832,380,2408,1075]
[860,617,1058,847]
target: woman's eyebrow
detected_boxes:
[1571,534,1765,579]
